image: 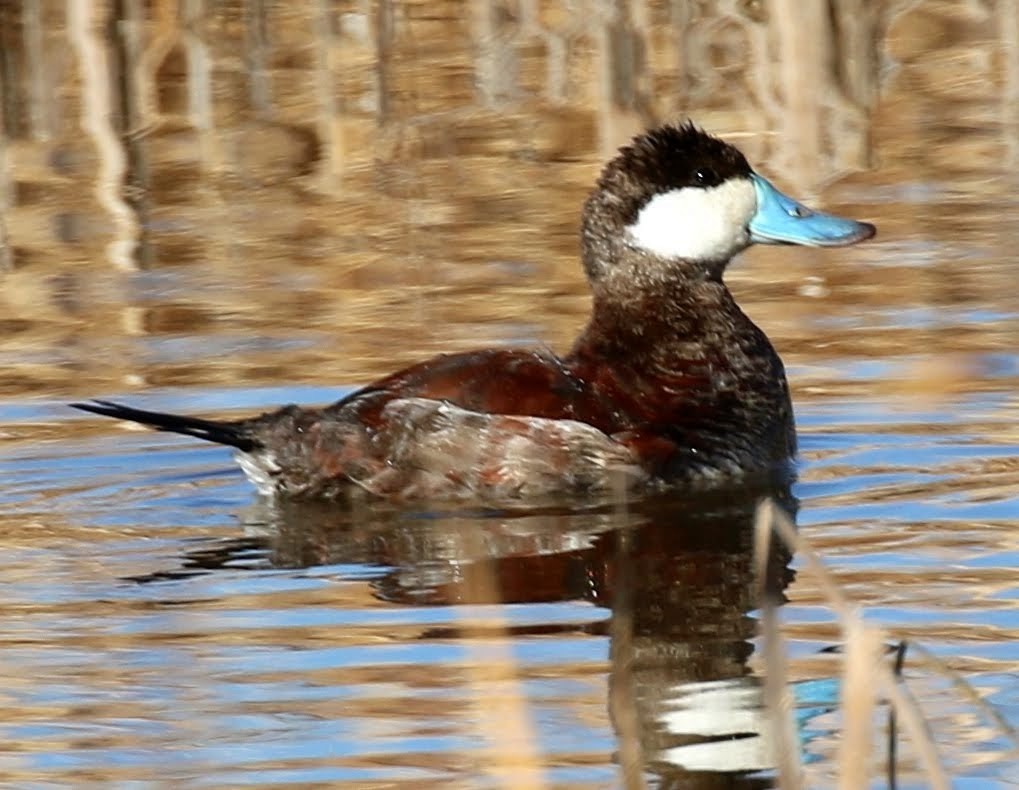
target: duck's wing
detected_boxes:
[70,348,644,501]
[256,348,645,500]
[351,397,645,501]
[334,347,600,421]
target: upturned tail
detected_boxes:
[70,400,258,452]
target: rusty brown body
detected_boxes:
[232,275,795,500]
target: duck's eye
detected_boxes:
[693,167,719,187]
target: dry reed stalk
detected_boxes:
[909,642,1018,748]
[832,0,877,112]
[0,91,10,272]
[608,526,644,790]
[0,180,9,273]
[1001,0,1019,168]
[608,471,645,790]
[374,0,394,124]
[116,0,154,269]
[838,619,883,790]
[754,506,804,790]
[755,499,952,790]
[314,0,342,192]
[593,1,646,156]
[135,0,179,132]
[770,0,824,189]
[826,0,877,172]
[68,0,140,270]
[472,0,517,109]
[182,0,218,168]
[244,0,272,118]
[22,2,54,140]
[545,33,567,102]
[179,0,237,276]
[760,600,804,789]
[456,527,546,789]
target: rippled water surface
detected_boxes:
[3,1,1019,786]
[4,304,1018,787]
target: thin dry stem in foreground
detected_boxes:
[458,527,546,789]
[838,620,884,790]
[608,472,648,790]
[755,498,952,789]
[760,595,804,789]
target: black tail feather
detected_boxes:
[70,400,257,452]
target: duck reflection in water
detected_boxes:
[152,482,817,787]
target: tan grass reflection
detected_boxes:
[67,0,140,270]
[0,1,1016,400]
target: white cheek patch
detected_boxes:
[626,178,757,262]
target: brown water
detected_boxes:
[1,1,1017,787]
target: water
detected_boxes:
[3,366,1016,786]
[2,0,1019,786]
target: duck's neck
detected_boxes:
[566,273,796,466]
[570,276,765,366]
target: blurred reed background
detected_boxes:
[0,3,1018,787]
[0,0,1017,398]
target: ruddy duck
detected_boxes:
[73,123,875,502]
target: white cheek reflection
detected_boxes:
[626,178,757,262]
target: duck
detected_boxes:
[72,123,875,503]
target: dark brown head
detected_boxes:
[580,123,876,294]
